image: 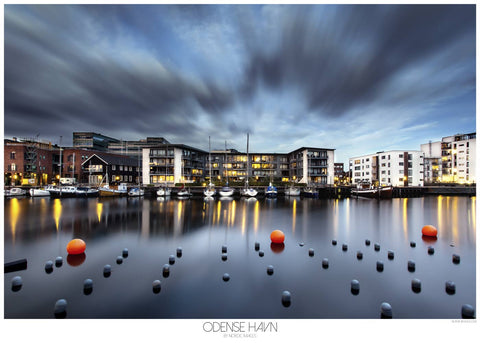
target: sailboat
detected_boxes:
[98,171,128,196]
[157,144,171,197]
[284,183,300,196]
[240,133,257,197]
[204,136,216,197]
[129,148,144,196]
[303,151,319,198]
[177,152,192,197]
[219,140,234,197]
[265,182,277,198]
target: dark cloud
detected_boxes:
[4,5,235,144]
[237,5,475,116]
[3,4,476,158]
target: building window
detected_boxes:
[399,162,404,166]
[10,152,16,159]
[112,165,116,171]
[399,154,403,158]
[119,165,123,171]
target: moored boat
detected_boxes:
[284,185,300,196]
[204,183,216,197]
[128,187,144,197]
[75,187,99,197]
[303,186,318,198]
[29,187,51,197]
[177,185,192,197]
[240,133,257,198]
[49,186,78,198]
[265,182,277,198]
[98,183,128,197]
[240,187,258,197]
[157,187,171,196]
[351,182,393,199]
[5,187,27,197]
[219,185,234,197]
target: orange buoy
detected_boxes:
[270,230,285,244]
[422,225,438,237]
[66,239,86,255]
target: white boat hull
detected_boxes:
[157,188,171,196]
[219,188,234,197]
[285,187,300,196]
[204,188,216,197]
[5,188,27,197]
[240,188,258,197]
[29,188,50,197]
[128,188,144,197]
[177,190,192,197]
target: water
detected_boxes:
[4,195,476,319]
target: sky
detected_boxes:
[3,4,476,164]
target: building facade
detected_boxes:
[4,137,60,186]
[108,137,170,158]
[421,141,442,183]
[82,153,140,185]
[440,132,475,184]
[142,144,205,185]
[73,132,120,151]
[349,150,424,187]
[142,145,335,185]
[420,132,476,184]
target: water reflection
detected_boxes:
[4,195,476,319]
[3,196,476,248]
[9,198,20,245]
[53,198,62,231]
[96,203,103,222]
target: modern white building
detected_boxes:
[440,132,476,184]
[349,150,424,187]
[420,141,442,183]
[141,144,336,186]
[420,132,476,184]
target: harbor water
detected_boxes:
[4,195,476,319]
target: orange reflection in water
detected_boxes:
[10,198,20,244]
[53,199,62,231]
[292,198,297,233]
[253,200,259,232]
[241,202,247,235]
[231,200,236,227]
[471,197,476,236]
[402,198,408,239]
[452,197,459,242]
[437,196,443,232]
[96,202,103,222]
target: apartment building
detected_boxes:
[349,150,424,187]
[421,132,476,184]
[142,145,335,185]
[440,132,476,183]
[73,132,120,151]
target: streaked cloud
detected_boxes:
[4,4,475,163]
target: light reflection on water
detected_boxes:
[3,195,476,319]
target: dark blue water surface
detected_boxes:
[4,195,476,319]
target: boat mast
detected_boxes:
[59,136,62,196]
[209,136,212,187]
[138,146,141,188]
[246,133,249,188]
[225,140,228,186]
